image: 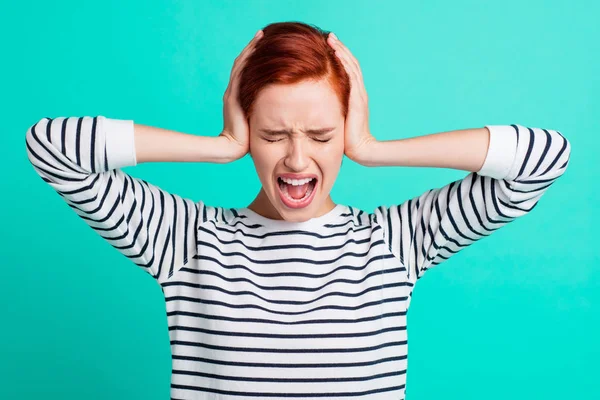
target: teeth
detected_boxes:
[280,177,315,186]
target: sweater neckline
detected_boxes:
[238,204,348,229]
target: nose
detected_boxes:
[283,137,310,172]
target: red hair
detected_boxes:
[239,21,350,122]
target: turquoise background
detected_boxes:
[1,0,597,398]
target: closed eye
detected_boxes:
[263,136,331,143]
[260,127,336,144]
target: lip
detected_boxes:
[275,174,318,209]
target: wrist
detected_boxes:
[348,139,381,167]
[215,134,247,163]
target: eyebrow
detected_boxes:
[259,127,336,135]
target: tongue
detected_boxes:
[287,182,309,199]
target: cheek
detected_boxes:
[315,146,343,176]
[319,141,345,163]
[251,145,282,176]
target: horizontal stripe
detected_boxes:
[165,295,409,317]
[171,353,407,369]
[170,383,405,398]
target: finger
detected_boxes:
[230,30,263,75]
[227,31,263,94]
[328,35,366,98]
[328,34,362,80]
[332,35,360,74]
[237,30,264,64]
[332,45,361,91]
[228,57,247,98]
[230,48,252,82]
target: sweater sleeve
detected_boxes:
[371,124,571,284]
[25,116,205,285]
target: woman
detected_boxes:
[26,21,570,400]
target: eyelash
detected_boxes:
[264,138,331,143]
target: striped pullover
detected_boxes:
[25,116,571,399]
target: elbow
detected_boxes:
[553,130,571,178]
[25,117,50,142]
[24,117,51,167]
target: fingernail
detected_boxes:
[255,30,262,38]
[331,32,338,40]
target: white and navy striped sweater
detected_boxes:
[25,116,571,399]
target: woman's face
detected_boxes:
[248,78,345,222]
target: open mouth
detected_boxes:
[276,176,318,209]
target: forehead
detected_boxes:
[253,79,342,126]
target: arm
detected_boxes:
[25,116,237,284]
[355,126,492,172]
[370,124,571,283]
[323,33,571,283]
[133,122,241,164]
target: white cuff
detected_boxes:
[102,116,137,169]
[478,125,518,180]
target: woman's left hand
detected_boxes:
[327,32,376,164]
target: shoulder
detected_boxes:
[335,205,374,229]
[196,202,258,229]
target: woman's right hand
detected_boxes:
[219,29,264,161]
